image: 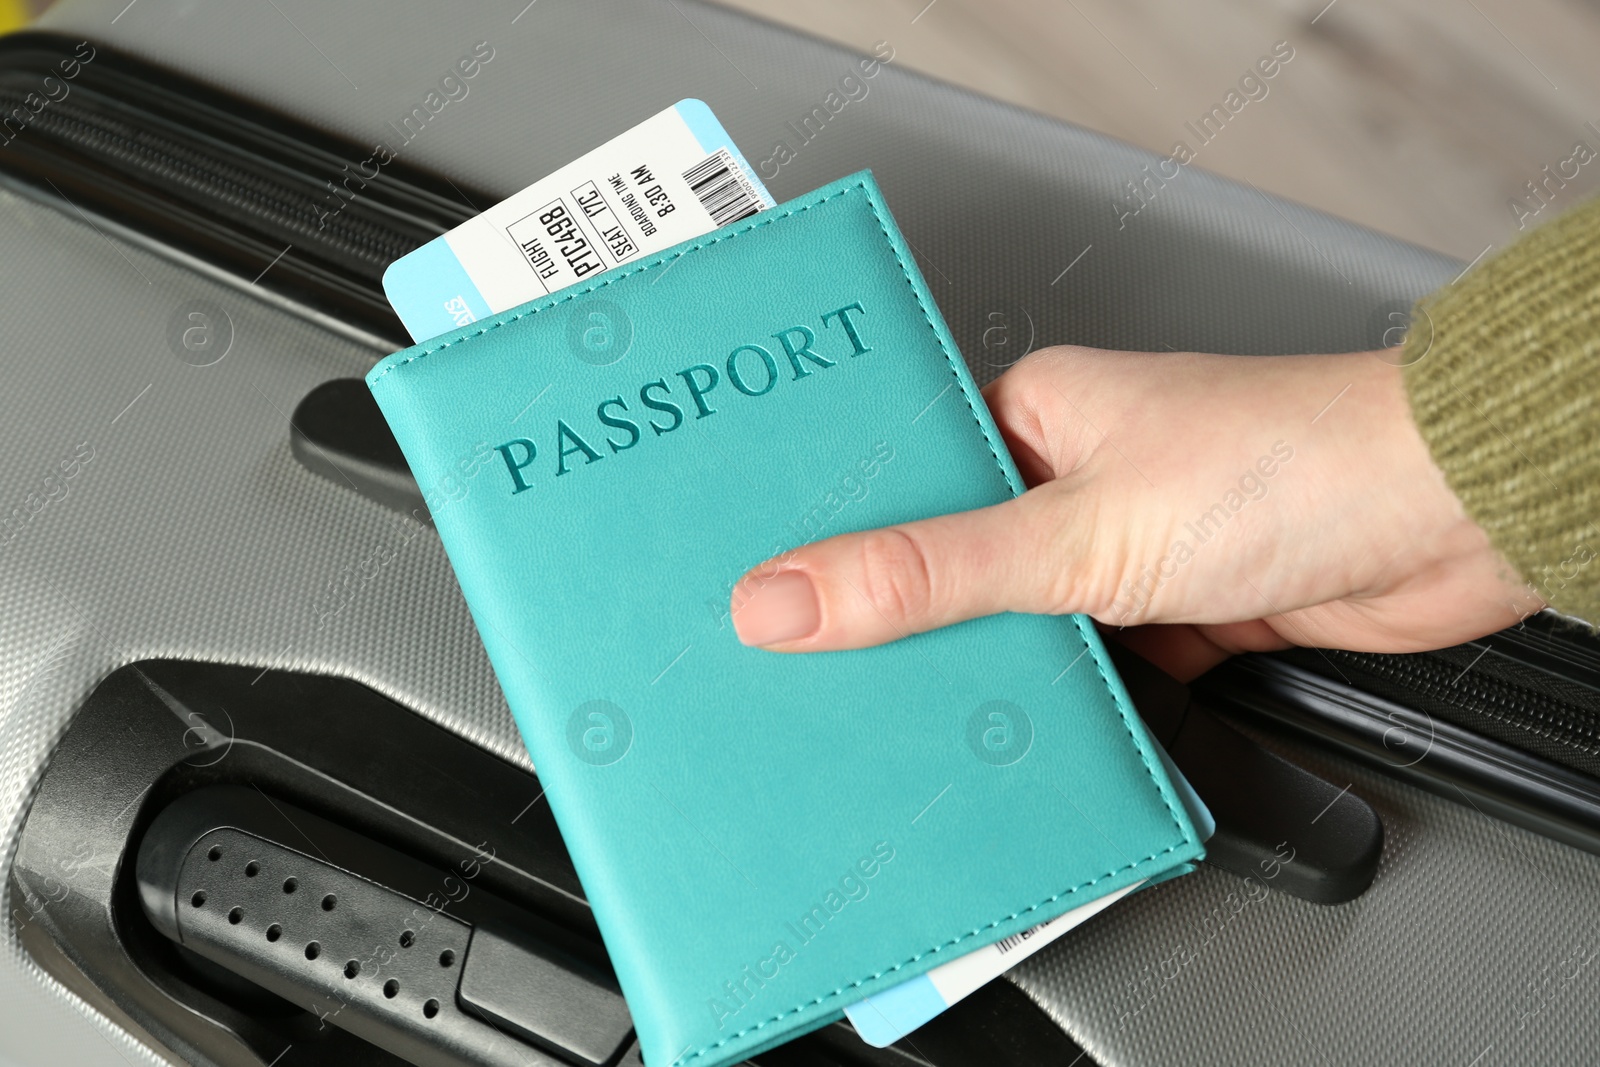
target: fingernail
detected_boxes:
[734,570,820,648]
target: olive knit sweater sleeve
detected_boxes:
[1402,195,1599,623]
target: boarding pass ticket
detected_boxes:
[845,880,1146,1047]
[383,99,774,342]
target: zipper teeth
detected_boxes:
[0,89,414,265]
[1325,648,1600,756]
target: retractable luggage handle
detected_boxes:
[1107,642,1384,905]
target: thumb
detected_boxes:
[730,489,1088,652]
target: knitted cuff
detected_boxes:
[1402,195,1600,624]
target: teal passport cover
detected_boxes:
[367,171,1202,1067]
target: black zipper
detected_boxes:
[1273,615,1600,778]
[0,32,486,348]
[0,87,418,270]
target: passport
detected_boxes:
[366,171,1204,1067]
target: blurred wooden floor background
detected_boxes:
[715,0,1600,262]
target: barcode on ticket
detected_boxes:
[682,148,763,227]
[993,930,1030,955]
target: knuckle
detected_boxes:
[855,527,936,626]
[994,347,1061,405]
[1016,344,1093,384]
[993,347,1108,479]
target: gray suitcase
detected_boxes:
[3,3,1597,1065]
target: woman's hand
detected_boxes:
[729,345,1540,680]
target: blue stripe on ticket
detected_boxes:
[382,237,491,343]
[847,975,948,1048]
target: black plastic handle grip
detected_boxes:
[1107,643,1384,904]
